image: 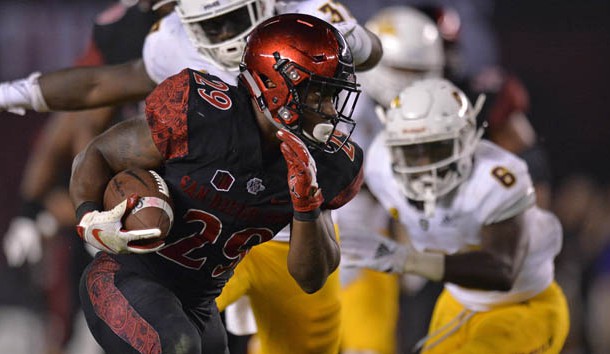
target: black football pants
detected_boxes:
[79,253,228,354]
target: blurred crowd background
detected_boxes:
[0,0,609,353]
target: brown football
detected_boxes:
[103,168,174,248]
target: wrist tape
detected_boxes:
[20,199,45,219]
[293,208,321,222]
[404,250,445,282]
[75,201,102,224]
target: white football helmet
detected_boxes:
[171,0,275,71]
[379,78,485,216]
[358,6,445,107]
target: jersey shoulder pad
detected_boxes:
[185,69,249,159]
[463,140,535,225]
[315,135,364,209]
[186,69,241,117]
[142,12,184,83]
[277,0,355,24]
[145,69,191,160]
[145,68,244,160]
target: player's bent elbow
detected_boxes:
[488,274,514,291]
[288,267,329,294]
[447,252,518,291]
[484,262,516,291]
[297,278,327,294]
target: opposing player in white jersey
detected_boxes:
[0,1,382,353]
[342,78,569,353]
[0,0,380,115]
[334,7,444,354]
[144,0,380,85]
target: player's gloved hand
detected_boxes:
[76,194,163,254]
[3,217,43,267]
[0,72,49,116]
[277,129,324,220]
[340,232,408,274]
[333,19,357,38]
[341,232,445,281]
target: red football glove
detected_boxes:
[277,129,324,214]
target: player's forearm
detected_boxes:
[288,212,340,293]
[40,68,134,110]
[443,251,517,291]
[39,60,154,111]
[69,146,113,216]
[353,27,383,72]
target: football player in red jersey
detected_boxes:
[0,1,381,352]
[1,1,382,352]
[69,14,363,354]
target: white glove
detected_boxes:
[3,217,43,267]
[333,19,357,38]
[76,196,163,254]
[341,231,445,281]
[224,296,258,336]
[0,72,49,115]
[340,232,408,274]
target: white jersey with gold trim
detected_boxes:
[275,0,356,25]
[365,136,563,311]
[142,11,238,85]
[142,0,358,86]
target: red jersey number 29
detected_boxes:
[193,72,232,111]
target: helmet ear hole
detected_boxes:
[264,80,276,89]
[258,74,275,89]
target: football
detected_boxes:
[103,168,174,248]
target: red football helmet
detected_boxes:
[239,13,361,153]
